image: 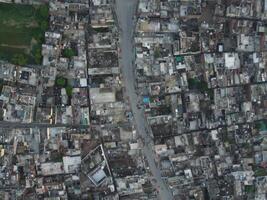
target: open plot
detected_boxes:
[0,3,49,64]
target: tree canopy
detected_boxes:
[12,54,28,65]
[63,48,76,58]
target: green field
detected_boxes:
[0,3,49,65]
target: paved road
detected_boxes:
[0,121,89,128]
[115,1,173,199]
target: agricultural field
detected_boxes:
[0,3,49,65]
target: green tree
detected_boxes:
[188,78,199,89]
[0,83,3,95]
[40,20,48,31]
[188,77,213,99]
[245,185,255,193]
[154,47,160,58]
[255,168,267,177]
[12,54,28,65]
[63,48,76,58]
[65,85,73,96]
[56,77,67,87]
[38,5,49,19]
[33,47,42,64]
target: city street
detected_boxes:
[115,0,174,199]
[0,121,89,128]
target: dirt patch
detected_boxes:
[31,38,38,46]
[2,19,38,28]
[26,21,38,28]
[2,19,17,27]
[0,44,28,49]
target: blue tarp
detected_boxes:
[143,97,150,104]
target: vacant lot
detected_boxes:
[0,3,49,65]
